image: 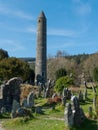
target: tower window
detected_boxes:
[42,72,45,77]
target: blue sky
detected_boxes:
[0,0,98,57]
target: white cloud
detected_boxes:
[48,28,75,37]
[0,39,25,52]
[26,26,88,38]
[26,27,78,37]
[26,27,36,33]
[72,0,91,16]
[0,4,34,20]
[76,3,91,15]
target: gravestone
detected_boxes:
[21,98,27,108]
[27,92,34,108]
[0,107,6,114]
[11,99,20,118]
[35,106,43,114]
[63,88,67,97]
[88,106,92,117]
[92,86,96,94]
[78,91,83,102]
[64,103,73,126]
[63,88,71,100]
[0,77,22,111]
[52,93,57,99]
[83,88,87,100]
[71,96,85,126]
[64,96,85,127]
[62,96,66,106]
[93,96,97,112]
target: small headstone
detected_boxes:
[93,96,96,112]
[0,107,6,114]
[63,88,67,97]
[52,93,57,99]
[11,99,20,118]
[92,86,96,94]
[12,99,20,113]
[88,106,92,117]
[71,96,79,110]
[35,106,42,114]
[27,92,34,108]
[83,88,87,100]
[78,91,83,102]
[21,98,27,108]
[62,96,66,106]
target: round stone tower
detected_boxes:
[35,11,47,84]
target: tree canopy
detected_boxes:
[0,57,31,81]
[0,48,9,60]
[55,68,67,80]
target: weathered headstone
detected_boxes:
[64,103,73,126]
[21,98,27,108]
[63,88,71,100]
[83,88,87,100]
[0,77,23,111]
[11,99,20,118]
[35,106,42,114]
[0,107,6,114]
[52,93,57,99]
[78,91,83,102]
[63,88,67,97]
[64,96,85,126]
[92,86,96,94]
[27,92,34,108]
[88,106,92,117]
[62,96,66,106]
[93,96,97,112]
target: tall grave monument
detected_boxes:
[35,11,47,84]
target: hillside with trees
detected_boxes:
[47,52,98,85]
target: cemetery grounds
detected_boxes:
[0,87,98,130]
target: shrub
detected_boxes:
[55,68,67,80]
[54,76,73,93]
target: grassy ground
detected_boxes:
[1,88,98,130]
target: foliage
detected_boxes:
[0,48,9,60]
[55,68,67,80]
[93,67,98,82]
[54,76,73,92]
[0,57,31,81]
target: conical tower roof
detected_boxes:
[39,11,46,18]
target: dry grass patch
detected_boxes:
[20,84,38,103]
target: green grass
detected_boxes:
[1,89,98,130]
[3,117,65,130]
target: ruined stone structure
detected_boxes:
[0,77,22,111]
[35,11,47,84]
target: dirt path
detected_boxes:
[0,122,5,130]
[45,117,64,121]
